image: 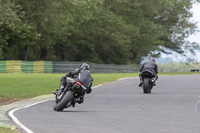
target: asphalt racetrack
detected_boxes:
[11,75,200,133]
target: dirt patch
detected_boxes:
[0,97,26,106]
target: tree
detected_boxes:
[102,0,200,63]
[0,0,39,60]
[1,0,199,64]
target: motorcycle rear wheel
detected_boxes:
[54,91,73,111]
[143,78,150,94]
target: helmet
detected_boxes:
[80,63,90,70]
[149,57,156,62]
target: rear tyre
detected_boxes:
[148,81,154,93]
[143,78,150,94]
[148,89,151,93]
[54,91,73,111]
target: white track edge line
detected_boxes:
[8,77,135,133]
[8,99,51,133]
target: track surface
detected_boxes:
[12,75,200,133]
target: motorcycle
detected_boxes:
[141,70,155,94]
[53,77,87,111]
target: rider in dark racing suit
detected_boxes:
[53,63,93,106]
[138,58,158,87]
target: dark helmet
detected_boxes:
[80,63,90,70]
[149,57,156,62]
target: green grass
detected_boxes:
[0,72,199,98]
[0,73,139,98]
[158,72,199,75]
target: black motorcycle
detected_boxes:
[54,77,87,111]
[141,70,155,94]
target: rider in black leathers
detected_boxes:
[53,63,93,106]
[138,58,158,87]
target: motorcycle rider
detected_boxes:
[53,63,93,106]
[138,58,158,87]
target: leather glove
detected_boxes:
[66,72,72,77]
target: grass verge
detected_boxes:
[0,73,138,99]
[0,127,20,133]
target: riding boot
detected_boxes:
[152,77,157,86]
[71,98,76,107]
[52,85,64,95]
[138,74,143,87]
[138,80,143,87]
[57,88,64,95]
[77,97,84,104]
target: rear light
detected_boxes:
[76,81,82,86]
[73,81,87,92]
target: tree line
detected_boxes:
[0,0,200,64]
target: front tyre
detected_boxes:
[143,78,150,94]
[54,91,73,111]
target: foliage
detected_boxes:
[0,0,39,60]
[0,0,199,64]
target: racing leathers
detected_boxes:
[54,68,93,105]
[139,60,158,87]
